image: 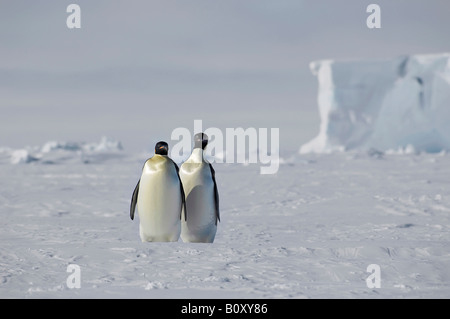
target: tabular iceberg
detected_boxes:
[300,53,450,154]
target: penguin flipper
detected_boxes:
[130,179,140,220]
[173,162,187,221]
[209,164,220,225]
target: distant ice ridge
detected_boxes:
[41,136,123,153]
[2,136,124,164]
[300,53,450,154]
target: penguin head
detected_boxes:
[155,141,169,155]
[194,132,208,150]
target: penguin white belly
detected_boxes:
[180,163,217,243]
[137,159,182,242]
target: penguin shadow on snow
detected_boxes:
[130,133,220,243]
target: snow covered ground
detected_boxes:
[1,141,449,299]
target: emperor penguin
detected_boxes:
[130,141,186,242]
[180,133,220,243]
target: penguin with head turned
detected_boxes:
[130,141,186,242]
[180,132,220,243]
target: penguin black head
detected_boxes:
[194,132,208,150]
[155,141,169,155]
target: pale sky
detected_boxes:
[1,0,450,153]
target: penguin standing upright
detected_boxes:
[130,141,186,242]
[180,133,220,243]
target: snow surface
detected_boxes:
[300,53,450,154]
[1,139,450,298]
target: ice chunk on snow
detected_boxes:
[300,53,450,154]
[10,149,38,164]
[41,137,123,153]
[41,141,81,153]
[5,137,124,165]
[83,136,123,152]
